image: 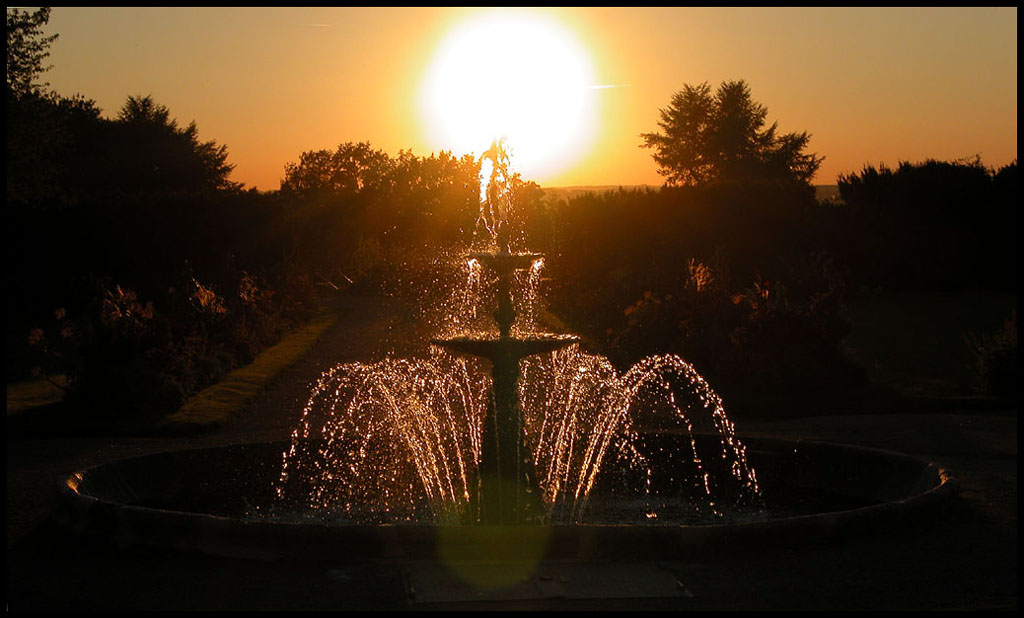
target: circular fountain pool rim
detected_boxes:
[54,437,959,562]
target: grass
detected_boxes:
[157,310,338,432]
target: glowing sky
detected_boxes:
[40,7,1017,190]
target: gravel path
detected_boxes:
[215,294,427,443]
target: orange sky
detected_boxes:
[42,7,1017,190]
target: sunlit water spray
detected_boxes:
[275,141,760,525]
[275,346,759,524]
[276,351,488,524]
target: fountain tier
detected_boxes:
[433,245,578,524]
[432,333,579,363]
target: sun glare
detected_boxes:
[419,10,597,183]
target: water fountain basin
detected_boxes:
[54,435,958,562]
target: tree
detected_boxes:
[106,95,238,193]
[6,7,108,208]
[280,143,485,246]
[281,142,395,202]
[641,80,823,187]
[389,149,480,243]
[6,7,58,98]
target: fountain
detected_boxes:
[55,142,958,568]
[432,232,578,524]
[271,141,761,530]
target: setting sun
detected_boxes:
[418,9,598,183]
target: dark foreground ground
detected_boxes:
[6,294,1017,610]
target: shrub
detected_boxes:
[834,158,1016,291]
[26,270,317,422]
[611,253,864,405]
[63,283,183,419]
[965,310,1017,397]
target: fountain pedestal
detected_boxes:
[433,245,577,524]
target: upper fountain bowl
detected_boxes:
[431,333,579,363]
[468,250,545,273]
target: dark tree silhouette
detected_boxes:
[834,157,1016,290]
[641,80,823,187]
[6,91,103,207]
[280,141,394,202]
[280,142,483,256]
[6,6,57,98]
[109,95,239,193]
[837,157,994,218]
[6,6,66,206]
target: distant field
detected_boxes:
[814,185,840,201]
[540,185,659,201]
[541,184,842,202]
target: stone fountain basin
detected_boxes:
[54,436,958,562]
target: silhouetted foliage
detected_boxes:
[6,6,57,98]
[7,91,77,206]
[641,80,823,188]
[537,180,819,322]
[107,95,239,194]
[531,148,1015,406]
[6,6,102,209]
[992,159,1017,196]
[24,264,316,419]
[6,34,313,414]
[531,182,861,406]
[281,141,394,202]
[5,8,72,208]
[7,92,238,210]
[838,157,991,218]
[965,310,1017,397]
[280,143,481,287]
[611,254,862,406]
[835,157,1017,290]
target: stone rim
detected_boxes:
[53,437,959,562]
